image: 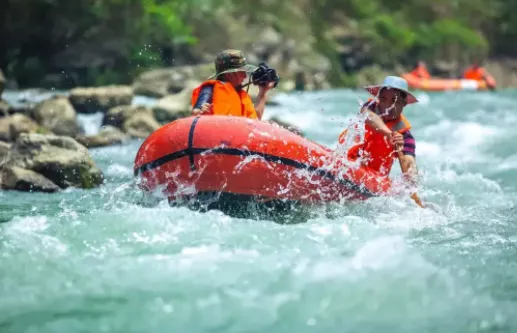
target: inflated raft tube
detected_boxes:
[133,116,391,206]
[402,73,496,91]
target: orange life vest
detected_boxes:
[463,66,486,81]
[338,101,412,176]
[191,80,258,119]
[410,65,430,79]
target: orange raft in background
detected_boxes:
[401,73,496,91]
[133,116,392,209]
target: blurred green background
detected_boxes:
[1,0,516,89]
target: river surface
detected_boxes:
[1,88,516,332]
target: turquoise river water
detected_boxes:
[1,88,516,332]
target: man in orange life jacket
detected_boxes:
[339,76,419,180]
[191,49,275,119]
[409,60,431,79]
[463,62,496,90]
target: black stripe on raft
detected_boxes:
[187,116,200,171]
[134,147,375,198]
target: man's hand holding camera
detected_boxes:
[251,63,279,118]
[251,63,280,90]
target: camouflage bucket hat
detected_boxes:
[208,49,257,79]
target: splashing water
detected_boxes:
[1,89,517,332]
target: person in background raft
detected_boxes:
[409,60,431,79]
[338,76,419,181]
[462,61,496,90]
[191,49,276,119]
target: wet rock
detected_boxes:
[0,133,103,192]
[0,113,44,142]
[152,80,200,123]
[132,64,213,98]
[0,166,60,193]
[103,105,160,138]
[103,105,152,128]
[153,96,191,123]
[132,68,186,98]
[32,96,81,137]
[76,125,129,148]
[123,112,161,139]
[69,85,134,114]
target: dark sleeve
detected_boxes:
[193,84,214,109]
[402,130,416,157]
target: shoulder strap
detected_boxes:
[391,114,412,132]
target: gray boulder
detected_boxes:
[0,133,104,192]
[69,85,134,114]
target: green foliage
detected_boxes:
[332,0,492,64]
[359,14,417,63]
[0,0,196,86]
[1,0,517,87]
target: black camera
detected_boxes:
[251,63,280,88]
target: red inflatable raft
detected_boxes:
[133,116,392,207]
[402,73,496,91]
